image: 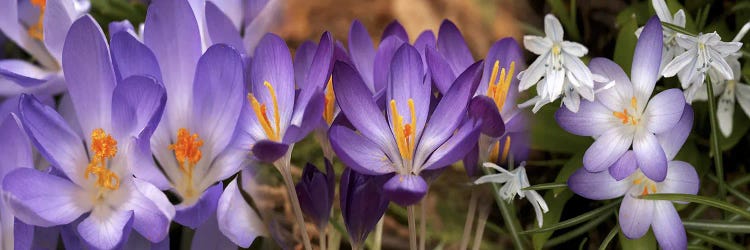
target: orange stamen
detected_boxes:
[28,0,46,40]
[169,128,204,197]
[485,60,516,112]
[500,136,512,163]
[248,81,282,141]
[323,76,336,125]
[84,128,120,191]
[390,99,417,160]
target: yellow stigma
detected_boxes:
[632,172,658,196]
[390,99,417,160]
[84,128,120,191]
[323,76,336,125]
[552,44,562,55]
[485,60,515,112]
[248,81,281,141]
[613,96,639,125]
[28,0,46,41]
[169,128,204,197]
[488,136,512,163]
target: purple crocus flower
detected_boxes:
[0,0,88,96]
[295,160,335,230]
[133,0,247,235]
[329,43,482,206]
[216,166,268,248]
[3,15,173,249]
[340,168,390,248]
[204,0,282,55]
[569,105,698,249]
[555,17,685,182]
[0,114,35,249]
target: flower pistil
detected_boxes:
[248,81,281,141]
[84,128,120,192]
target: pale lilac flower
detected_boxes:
[556,17,686,182]
[635,0,686,73]
[475,162,549,227]
[518,14,594,113]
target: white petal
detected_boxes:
[708,50,734,80]
[662,50,694,78]
[733,22,750,42]
[652,0,673,23]
[674,34,696,50]
[673,10,687,27]
[474,174,512,185]
[544,14,565,41]
[546,68,565,100]
[562,86,581,113]
[735,83,750,118]
[561,41,588,57]
[525,190,549,228]
[518,54,548,91]
[712,41,742,55]
[717,85,736,137]
[563,53,594,88]
[523,36,552,55]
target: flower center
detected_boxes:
[390,98,417,160]
[323,76,336,125]
[551,44,562,55]
[485,60,516,112]
[613,96,640,125]
[547,43,564,72]
[632,171,658,196]
[28,0,46,41]
[84,128,120,192]
[488,136,512,163]
[169,128,204,198]
[248,81,281,141]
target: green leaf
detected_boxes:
[599,227,619,250]
[619,229,656,250]
[687,231,745,250]
[522,182,567,191]
[522,200,620,234]
[530,106,593,153]
[638,194,750,220]
[531,190,573,249]
[553,153,583,195]
[613,11,638,74]
[683,220,750,233]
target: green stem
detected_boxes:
[419,197,427,250]
[482,169,525,249]
[408,206,417,250]
[373,218,384,250]
[459,188,478,250]
[471,202,492,250]
[543,210,612,247]
[705,77,726,202]
[598,227,619,250]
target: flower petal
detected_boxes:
[348,20,376,89]
[619,194,654,239]
[383,174,428,206]
[3,168,89,227]
[42,0,75,63]
[523,36,551,55]
[77,210,133,250]
[217,178,266,248]
[555,100,614,136]
[631,16,663,101]
[110,32,163,83]
[609,150,637,181]
[634,130,668,182]
[121,179,173,243]
[717,84,735,137]
[174,183,223,229]
[62,15,117,134]
[205,1,245,52]
[544,14,564,41]
[251,34,295,132]
[561,41,588,57]
[656,105,693,160]
[251,140,289,163]
[588,58,633,111]
[0,60,48,87]
[468,96,505,137]
[192,211,239,250]
[425,46,456,94]
[659,161,699,195]
[382,21,408,42]
[422,120,481,170]
[661,49,693,78]
[644,89,685,134]
[437,20,473,74]
[651,201,687,250]
[583,127,632,172]
[328,124,395,175]
[568,167,630,200]
[0,114,33,178]
[373,37,406,94]
[300,32,334,91]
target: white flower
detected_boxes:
[518,14,594,113]
[693,53,750,137]
[635,0,687,73]
[662,32,742,97]
[474,162,549,228]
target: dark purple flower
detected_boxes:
[295,160,335,230]
[329,43,482,206]
[340,168,390,247]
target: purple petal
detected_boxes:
[422,120,481,170]
[425,46,456,94]
[583,127,632,172]
[387,44,430,137]
[175,183,223,229]
[250,34,294,130]
[631,16,663,100]
[293,41,317,88]
[62,15,117,134]
[634,131,667,182]
[414,30,436,73]
[555,100,614,137]
[437,20,473,74]
[110,32,163,83]
[284,89,325,144]
[328,124,395,175]
[657,105,693,160]
[383,174,428,206]
[192,211,239,250]
[123,179,174,243]
[478,38,524,111]
[588,57,633,111]
[42,0,74,63]
[251,140,289,163]
[644,89,685,134]
[348,20,376,90]
[334,41,354,65]
[144,0,202,127]
[651,201,687,250]
[241,0,281,55]
[462,144,480,177]
[468,96,505,137]
[77,210,133,250]
[659,161,699,195]
[568,167,630,200]
[217,178,266,248]
[18,94,88,184]
[301,32,334,91]
[296,162,334,228]
[373,37,406,94]
[381,20,408,42]
[111,75,170,189]
[339,168,390,245]
[619,194,654,239]
[205,1,245,52]
[0,114,33,177]
[108,20,135,37]
[192,44,245,155]
[609,150,637,181]
[3,168,88,227]
[0,60,47,87]
[30,223,61,249]
[12,219,34,250]
[332,61,395,151]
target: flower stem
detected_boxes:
[277,157,313,250]
[408,206,418,250]
[471,202,491,250]
[373,218,384,250]
[419,197,427,250]
[459,189,479,250]
[319,228,327,250]
[705,78,727,203]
